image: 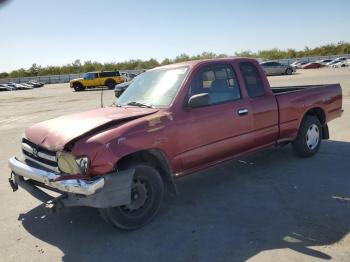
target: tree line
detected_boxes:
[1,41,349,79]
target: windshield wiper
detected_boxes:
[126,101,155,108]
[110,102,122,107]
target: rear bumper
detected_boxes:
[8,157,104,195]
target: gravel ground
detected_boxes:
[0,67,350,262]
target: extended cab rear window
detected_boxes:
[239,62,265,98]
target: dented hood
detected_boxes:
[25,107,158,151]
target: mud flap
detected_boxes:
[322,124,329,139]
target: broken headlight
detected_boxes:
[76,156,90,174]
[57,152,89,175]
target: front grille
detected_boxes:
[22,138,59,173]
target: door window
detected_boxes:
[189,64,241,105]
[83,73,97,80]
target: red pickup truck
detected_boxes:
[8,58,342,230]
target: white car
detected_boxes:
[6,82,19,90]
[316,59,333,65]
[120,72,132,82]
[326,57,348,67]
[0,84,15,91]
[330,59,350,68]
[290,60,308,68]
[15,83,29,90]
[20,83,34,89]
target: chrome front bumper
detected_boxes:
[8,157,104,196]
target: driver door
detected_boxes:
[84,72,98,87]
[177,63,254,171]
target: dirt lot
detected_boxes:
[1,67,350,262]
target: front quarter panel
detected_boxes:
[71,110,178,176]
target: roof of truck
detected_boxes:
[151,57,258,70]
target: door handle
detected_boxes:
[237,108,249,116]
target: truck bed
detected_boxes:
[271,84,335,94]
[271,83,342,142]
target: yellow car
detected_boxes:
[70,71,124,91]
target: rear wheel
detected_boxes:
[73,82,84,92]
[285,68,293,75]
[292,115,322,157]
[99,164,164,230]
[105,79,116,90]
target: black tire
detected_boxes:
[285,68,293,75]
[73,82,84,92]
[105,79,116,90]
[292,115,322,157]
[99,164,164,230]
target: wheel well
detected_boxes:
[105,78,116,84]
[304,107,326,125]
[303,107,329,139]
[73,81,81,87]
[116,149,177,195]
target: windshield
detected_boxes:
[116,66,189,107]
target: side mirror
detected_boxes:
[188,93,210,108]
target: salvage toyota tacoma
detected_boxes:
[8,58,343,230]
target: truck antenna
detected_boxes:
[100,87,104,108]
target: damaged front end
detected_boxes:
[8,141,135,212]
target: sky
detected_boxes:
[0,0,350,72]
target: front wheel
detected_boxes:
[73,82,84,92]
[99,164,164,230]
[292,115,322,157]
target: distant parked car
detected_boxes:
[70,71,124,91]
[120,72,138,82]
[316,59,333,65]
[28,80,44,87]
[260,61,295,75]
[334,57,348,62]
[296,61,309,69]
[290,60,309,69]
[114,81,132,98]
[290,60,300,67]
[16,83,32,90]
[20,83,34,89]
[115,73,144,97]
[302,62,323,69]
[290,60,306,68]
[0,84,15,91]
[326,57,348,67]
[6,82,32,90]
[330,59,350,68]
[6,82,19,90]
[326,60,339,66]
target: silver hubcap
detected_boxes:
[305,124,319,150]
